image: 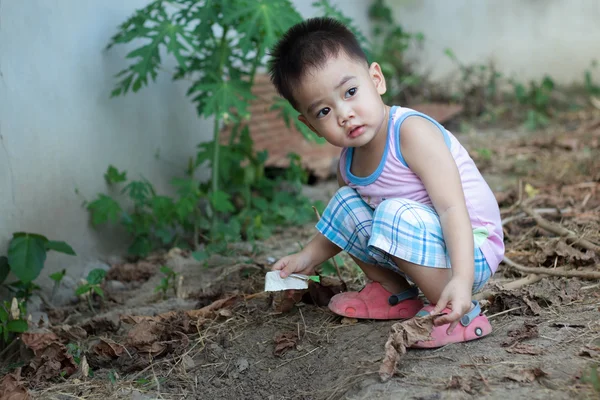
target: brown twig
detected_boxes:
[312,206,347,287]
[503,256,600,280]
[474,266,570,300]
[520,205,600,253]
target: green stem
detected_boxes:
[229,41,264,147]
[87,292,95,313]
[211,26,230,195]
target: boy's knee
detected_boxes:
[332,186,359,204]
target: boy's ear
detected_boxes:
[369,62,387,95]
[298,115,321,136]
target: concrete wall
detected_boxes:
[386,0,600,85]
[0,0,372,290]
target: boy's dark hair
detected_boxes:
[268,17,368,111]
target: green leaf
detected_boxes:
[87,194,122,226]
[7,234,48,283]
[87,268,107,285]
[226,0,302,57]
[123,180,155,206]
[49,269,66,283]
[45,241,76,256]
[104,165,127,184]
[0,256,9,284]
[128,236,152,257]
[75,284,91,296]
[159,265,173,275]
[7,320,28,333]
[92,286,105,298]
[190,76,254,122]
[192,250,209,262]
[209,190,235,214]
[0,307,8,322]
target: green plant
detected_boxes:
[88,165,204,257]
[368,0,424,104]
[155,265,178,299]
[66,342,82,365]
[107,0,303,196]
[75,269,107,312]
[0,299,28,345]
[584,60,600,96]
[444,48,504,118]
[49,269,66,301]
[0,233,76,285]
[581,365,600,393]
[512,75,555,130]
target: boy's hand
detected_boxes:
[272,252,314,278]
[431,277,473,334]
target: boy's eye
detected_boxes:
[345,87,357,98]
[316,107,331,118]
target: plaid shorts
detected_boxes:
[316,187,492,293]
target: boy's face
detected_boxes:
[294,52,388,148]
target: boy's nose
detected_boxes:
[338,107,354,126]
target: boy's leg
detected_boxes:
[370,198,493,346]
[316,187,423,319]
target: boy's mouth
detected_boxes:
[348,125,365,138]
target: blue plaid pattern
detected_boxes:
[316,187,492,293]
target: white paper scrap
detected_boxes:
[264,271,309,292]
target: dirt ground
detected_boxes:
[2,111,600,399]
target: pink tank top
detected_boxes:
[339,106,504,273]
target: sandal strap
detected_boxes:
[388,286,419,305]
[460,300,481,327]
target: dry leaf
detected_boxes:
[21,331,60,352]
[303,277,345,307]
[272,290,306,313]
[92,339,126,359]
[80,356,89,378]
[217,309,233,318]
[446,375,475,394]
[106,261,158,282]
[579,345,600,360]
[81,315,120,335]
[502,322,539,347]
[52,325,87,341]
[126,321,166,356]
[0,369,30,400]
[504,367,547,383]
[505,343,544,355]
[28,342,78,382]
[379,315,434,382]
[274,332,298,357]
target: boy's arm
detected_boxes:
[273,161,345,277]
[400,117,474,318]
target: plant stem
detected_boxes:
[87,292,95,314]
[229,41,264,147]
[211,26,230,195]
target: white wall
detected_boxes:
[386,0,600,85]
[0,0,373,290]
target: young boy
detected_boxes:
[268,17,504,347]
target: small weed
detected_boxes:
[0,299,28,345]
[511,75,555,130]
[584,60,600,96]
[75,269,106,312]
[154,266,177,299]
[66,342,82,365]
[581,365,600,393]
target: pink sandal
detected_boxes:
[411,301,492,348]
[328,282,423,320]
